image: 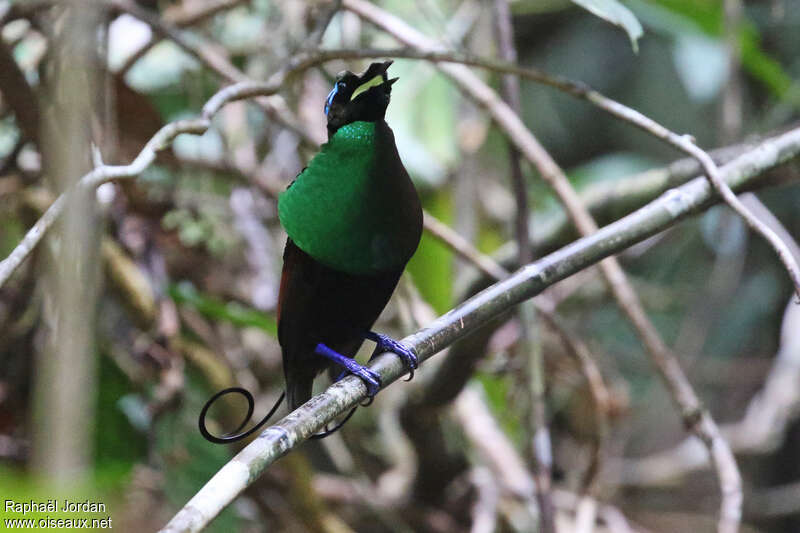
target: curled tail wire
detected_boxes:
[199,388,356,443]
[199,388,285,444]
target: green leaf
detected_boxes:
[570,0,643,51]
[739,24,797,103]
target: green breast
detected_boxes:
[278,121,417,275]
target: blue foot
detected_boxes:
[364,332,418,381]
[314,343,381,397]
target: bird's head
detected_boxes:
[325,61,398,135]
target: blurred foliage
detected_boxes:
[407,189,454,314]
[154,368,241,533]
[169,282,277,335]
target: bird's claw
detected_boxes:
[366,332,418,381]
[352,366,382,398]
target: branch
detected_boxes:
[490,1,554,528]
[116,0,251,75]
[160,126,800,533]
[422,211,508,281]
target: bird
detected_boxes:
[277,60,423,412]
[199,61,422,443]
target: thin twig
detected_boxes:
[116,0,251,75]
[422,211,507,281]
[490,3,554,529]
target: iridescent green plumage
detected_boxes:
[278,121,419,275]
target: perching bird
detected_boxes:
[198,61,422,443]
[277,61,422,411]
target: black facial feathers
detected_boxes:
[325,61,398,136]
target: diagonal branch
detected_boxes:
[159,126,800,533]
[116,0,250,75]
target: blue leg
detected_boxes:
[364,332,418,381]
[315,343,381,397]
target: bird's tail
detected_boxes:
[286,373,314,411]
